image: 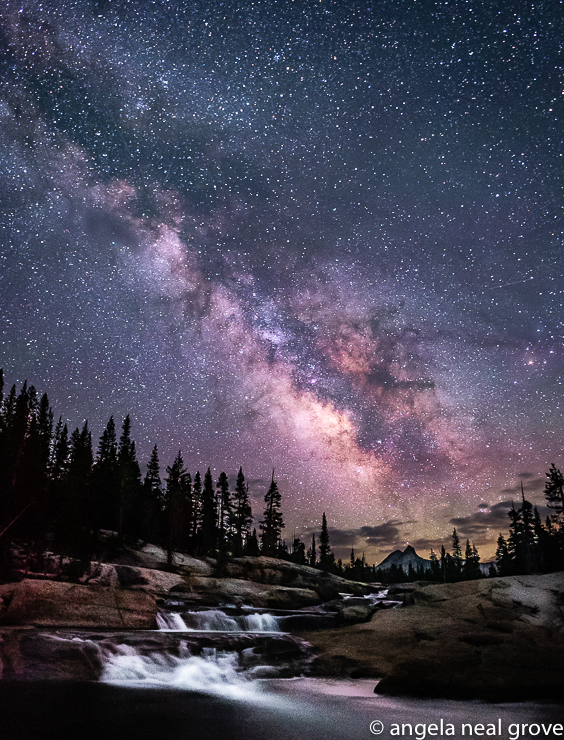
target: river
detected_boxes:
[0,677,560,740]
[0,601,561,740]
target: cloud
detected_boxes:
[358,521,405,546]
[319,520,406,554]
[500,474,545,496]
[410,537,444,554]
[325,528,357,548]
[449,501,514,539]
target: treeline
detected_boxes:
[1,372,563,584]
[374,475,564,584]
[373,530,482,585]
[494,476,564,576]
[0,374,285,577]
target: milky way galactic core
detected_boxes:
[1,0,563,561]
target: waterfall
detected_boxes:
[156,612,190,630]
[157,609,282,632]
[242,612,280,632]
[100,644,258,698]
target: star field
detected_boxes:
[1,0,563,561]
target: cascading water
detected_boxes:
[100,643,258,699]
[156,608,282,632]
[94,605,304,694]
[22,592,403,704]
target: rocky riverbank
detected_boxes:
[0,547,382,680]
[0,548,378,628]
[301,572,564,701]
[1,547,562,702]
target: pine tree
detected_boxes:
[463,539,472,579]
[117,415,142,541]
[199,468,218,556]
[36,393,53,477]
[462,539,481,580]
[260,472,284,557]
[292,536,306,565]
[181,472,194,552]
[507,489,536,575]
[307,532,317,568]
[450,528,462,580]
[142,445,163,545]
[518,485,536,573]
[0,382,51,549]
[54,422,93,573]
[48,419,69,542]
[0,382,33,513]
[472,543,480,573]
[216,472,232,548]
[92,416,119,532]
[440,545,447,582]
[318,512,333,571]
[246,527,260,556]
[544,464,564,519]
[144,445,162,502]
[51,418,70,482]
[164,451,188,567]
[507,503,520,569]
[495,533,512,576]
[191,471,202,544]
[231,467,253,555]
[533,506,550,572]
[17,391,53,547]
[429,549,441,580]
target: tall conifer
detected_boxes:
[231,467,252,555]
[260,472,284,557]
[199,468,218,556]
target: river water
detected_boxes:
[1,601,561,740]
[0,677,560,740]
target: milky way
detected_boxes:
[1,0,563,562]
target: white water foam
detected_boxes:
[100,644,272,701]
[157,609,281,632]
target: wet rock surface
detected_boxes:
[170,575,321,609]
[301,572,564,701]
[0,627,314,680]
[0,553,389,682]
[0,580,157,629]
[0,551,381,625]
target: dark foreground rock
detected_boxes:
[0,550,379,623]
[301,572,564,701]
[0,628,313,680]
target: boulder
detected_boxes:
[82,563,121,589]
[0,627,314,681]
[135,545,216,576]
[226,556,377,600]
[112,565,188,595]
[171,576,320,609]
[85,562,204,596]
[317,597,378,624]
[0,580,157,629]
[336,604,376,624]
[301,572,564,701]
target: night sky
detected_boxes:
[1,0,563,563]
